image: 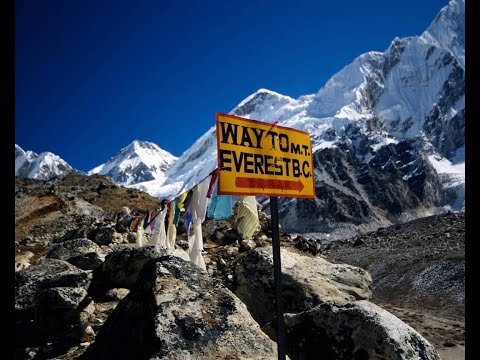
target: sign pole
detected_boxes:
[270,196,286,360]
[215,112,314,360]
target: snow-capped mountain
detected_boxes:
[135,0,464,237]
[15,144,74,180]
[88,140,178,187]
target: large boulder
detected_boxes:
[99,245,190,289]
[284,301,440,360]
[88,225,117,245]
[45,238,104,270]
[15,258,92,314]
[234,246,372,325]
[80,256,280,360]
[15,259,93,351]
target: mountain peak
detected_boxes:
[236,88,293,107]
[15,145,73,180]
[255,88,284,97]
[130,140,154,149]
[422,0,464,69]
[124,140,176,158]
[88,140,178,187]
[231,88,297,119]
[15,144,27,157]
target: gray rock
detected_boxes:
[15,259,94,351]
[100,245,190,289]
[212,225,242,245]
[284,300,440,360]
[68,252,104,270]
[104,288,130,301]
[293,235,322,255]
[239,239,256,252]
[80,257,280,360]
[46,238,104,270]
[16,259,92,313]
[235,246,372,326]
[100,245,163,289]
[90,225,116,246]
[212,229,225,242]
[39,287,88,310]
[79,301,96,325]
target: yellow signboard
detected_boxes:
[216,113,315,198]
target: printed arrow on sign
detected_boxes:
[235,177,304,192]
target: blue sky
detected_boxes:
[15,0,448,172]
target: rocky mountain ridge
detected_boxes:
[15,0,465,240]
[15,144,75,180]
[133,0,465,238]
[15,140,178,187]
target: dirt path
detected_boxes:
[376,302,465,359]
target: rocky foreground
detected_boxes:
[15,174,464,359]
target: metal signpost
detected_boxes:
[216,113,315,360]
